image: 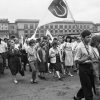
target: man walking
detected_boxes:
[73,30,95,100]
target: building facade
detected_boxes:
[0,19,98,39]
[38,21,96,37]
[15,19,39,39]
[15,19,97,38]
[0,19,9,39]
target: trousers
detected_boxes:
[29,61,37,81]
[77,63,95,100]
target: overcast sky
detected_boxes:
[0,0,100,23]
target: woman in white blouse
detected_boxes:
[49,41,62,80]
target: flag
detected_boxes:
[28,34,37,40]
[48,0,68,18]
[20,35,24,44]
[38,0,73,27]
[30,0,74,40]
[46,30,54,42]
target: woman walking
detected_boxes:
[27,39,37,84]
[37,42,48,80]
[7,40,24,84]
[49,41,62,80]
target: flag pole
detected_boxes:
[64,0,75,22]
[64,0,80,34]
[30,0,53,40]
[64,0,92,56]
[30,25,39,40]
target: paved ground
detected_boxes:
[0,69,99,100]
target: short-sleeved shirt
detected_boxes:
[27,46,37,62]
[0,41,7,53]
[74,42,99,63]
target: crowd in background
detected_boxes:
[0,30,99,84]
[0,34,81,84]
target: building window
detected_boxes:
[24,24,28,29]
[40,26,44,29]
[40,30,44,33]
[69,25,71,29]
[64,25,67,29]
[84,25,86,29]
[73,25,75,29]
[24,30,28,33]
[87,25,90,29]
[69,30,71,32]
[50,25,53,29]
[59,25,63,29]
[76,25,79,29]
[59,30,63,33]
[55,30,58,34]
[77,30,79,32]
[55,25,58,29]
[80,25,82,29]
[30,30,34,34]
[32,24,35,29]
[65,30,67,33]
[73,30,75,32]
[35,34,39,38]
[45,25,49,29]
[41,33,44,36]
[30,24,33,29]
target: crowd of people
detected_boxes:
[0,33,81,82]
[0,30,100,100]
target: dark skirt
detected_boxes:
[20,49,28,63]
[50,63,62,73]
[37,61,48,73]
[9,56,22,75]
[0,63,4,74]
[50,54,62,72]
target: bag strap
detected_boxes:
[82,41,90,56]
[92,48,99,60]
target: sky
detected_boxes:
[0,0,100,23]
